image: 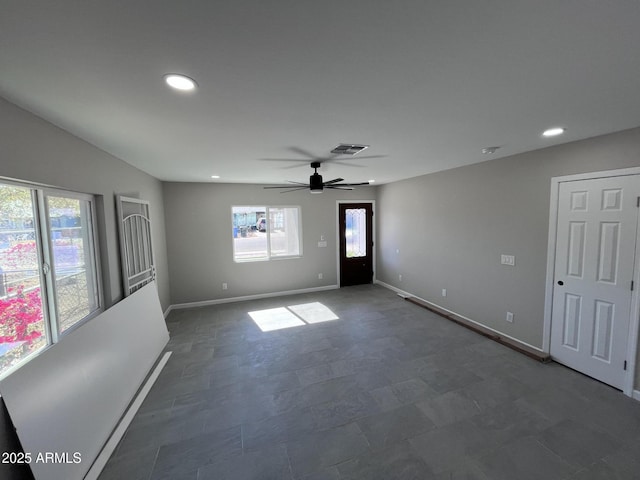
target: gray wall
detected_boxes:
[0,97,170,311]
[376,127,640,389]
[163,182,376,305]
[0,97,171,470]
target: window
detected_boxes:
[232,206,301,262]
[345,207,367,258]
[0,181,101,377]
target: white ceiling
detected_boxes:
[1,1,639,186]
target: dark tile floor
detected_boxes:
[99,285,640,480]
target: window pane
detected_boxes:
[47,196,99,332]
[232,206,267,261]
[0,184,47,375]
[345,208,367,258]
[269,207,301,257]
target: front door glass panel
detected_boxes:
[345,208,367,258]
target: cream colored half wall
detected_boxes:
[162,182,377,304]
[376,126,640,390]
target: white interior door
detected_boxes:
[550,175,639,390]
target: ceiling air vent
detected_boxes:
[331,144,369,155]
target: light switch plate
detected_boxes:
[318,241,327,248]
[501,254,515,266]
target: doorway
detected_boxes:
[546,171,640,394]
[338,203,374,286]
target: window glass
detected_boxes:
[232,206,267,261]
[232,206,301,262]
[47,195,100,332]
[269,207,301,258]
[345,208,367,258]
[0,184,47,374]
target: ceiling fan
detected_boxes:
[264,161,370,194]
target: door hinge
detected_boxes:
[632,280,635,291]
[637,196,640,207]
[624,360,627,370]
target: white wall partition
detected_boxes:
[0,282,169,480]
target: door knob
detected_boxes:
[557,280,564,286]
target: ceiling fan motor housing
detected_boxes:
[310,172,324,193]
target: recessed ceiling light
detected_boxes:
[210,175,220,179]
[164,74,197,91]
[542,127,565,137]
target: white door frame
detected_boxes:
[543,166,640,397]
[336,200,376,287]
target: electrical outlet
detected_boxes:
[318,273,323,280]
[442,289,447,297]
[222,282,228,290]
[506,311,514,323]
[399,274,402,281]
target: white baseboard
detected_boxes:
[374,279,412,298]
[375,280,545,354]
[376,281,640,399]
[168,284,340,311]
[85,351,172,480]
[163,305,173,319]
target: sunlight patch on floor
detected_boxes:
[248,307,306,332]
[288,302,339,324]
[248,302,339,332]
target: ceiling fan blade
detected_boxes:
[264,179,309,189]
[325,186,354,190]
[288,147,321,159]
[288,147,341,163]
[278,187,309,193]
[260,158,308,162]
[328,161,365,168]
[323,178,344,185]
[258,158,309,165]
[330,182,370,186]
[259,159,313,170]
[321,154,387,166]
[340,154,387,160]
